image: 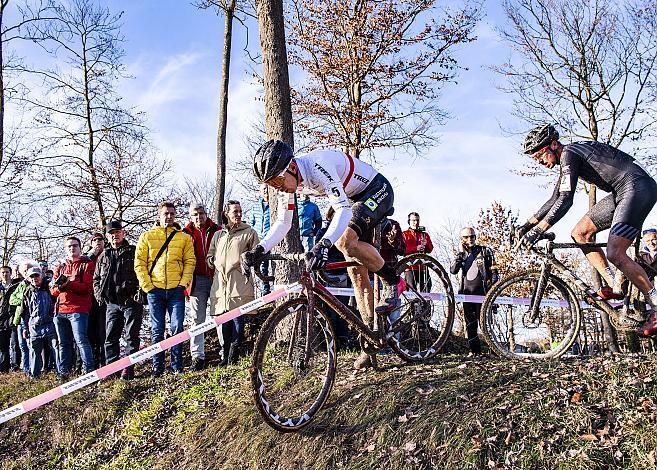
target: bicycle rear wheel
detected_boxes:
[251,296,337,432]
[480,269,581,360]
[388,253,455,362]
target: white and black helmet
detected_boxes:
[253,140,294,182]
[523,124,559,154]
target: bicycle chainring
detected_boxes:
[609,308,643,331]
[359,334,380,354]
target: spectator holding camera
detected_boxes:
[93,221,143,380]
[402,212,434,291]
[450,227,499,355]
[50,236,96,375]
[21,267,59,378]
[402,212,434,255]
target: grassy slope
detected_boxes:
[1,353,656,469]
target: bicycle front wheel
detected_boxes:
[251,296,337,432]
[388,253,455,362]
[480,269,581,360]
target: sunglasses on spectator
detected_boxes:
[462,235,476,239]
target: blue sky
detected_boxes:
[10,0,656,243]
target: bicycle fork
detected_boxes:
[529,262,551,322]
[287,287,315,371]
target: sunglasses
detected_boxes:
[265,173,286,190]
[462,235,476,239]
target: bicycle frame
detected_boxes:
[260,255,431,351]
[531,239,631,322]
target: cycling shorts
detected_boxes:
[588,175,657,240]
[348,173,394,244]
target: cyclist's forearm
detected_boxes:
[260,192,295,252]
[321,205,352,245]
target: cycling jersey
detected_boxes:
[534,141,657,240]
[259,149,392,252]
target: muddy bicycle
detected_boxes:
[480,232,648,360]
[249,251,454,432]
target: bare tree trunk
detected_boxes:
[256,0,302,285]
[82,47,105,230]
[214,0,235,221]
[0,0,6,171]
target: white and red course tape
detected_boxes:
[0,283,303,425]
[0,282,616,425]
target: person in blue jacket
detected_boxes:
[21,267,59,378]
[298,194,323,252]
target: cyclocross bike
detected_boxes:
[249,251,454,432]
[480,232,648,360]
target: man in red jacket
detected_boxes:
[51,236,95,375]
[402,212,434,291]
[183,203,220,371]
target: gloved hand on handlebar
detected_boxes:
[518,226,545,252]
[241,244,266,276]
[306,239,331,271]
[515,221,536,242]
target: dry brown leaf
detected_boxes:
[571,392,582,403]
[580,434,598,441]
[404,441,417,453]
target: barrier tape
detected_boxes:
[296,286,622,309]
[0,283,303,425]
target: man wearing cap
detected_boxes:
[21,266,59,378]
[182,203,220,371]
[93,221,143,380]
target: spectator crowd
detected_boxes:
[0,196,346,380]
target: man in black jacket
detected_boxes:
[93,221,143,380]
[450,227,499,355]
[0,266,20,372]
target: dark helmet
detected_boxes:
[253,140,294,182]
[523,124,559,154]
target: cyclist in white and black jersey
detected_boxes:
[242,140,400,369]
[517,124,657,336]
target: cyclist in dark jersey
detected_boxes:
[517,124,657,336]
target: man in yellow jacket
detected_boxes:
[135,201,195,377]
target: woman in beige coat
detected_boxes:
[207,200,259,365]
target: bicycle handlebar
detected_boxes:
[535,232,607,250]
[263,253,307,262]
